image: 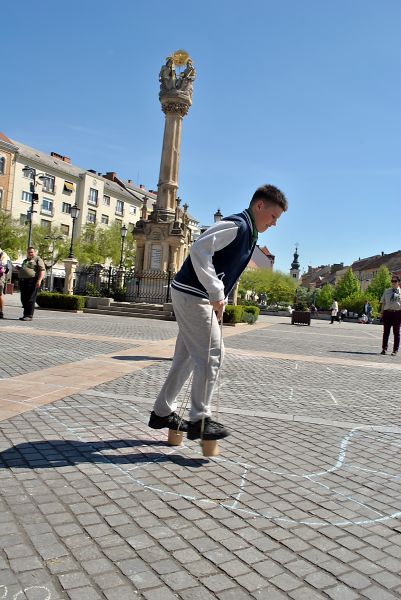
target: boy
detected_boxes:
[149,184,288,440]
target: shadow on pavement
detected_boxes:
[0,439,209,469]
[329,350,379,356]
[112,356,173,361]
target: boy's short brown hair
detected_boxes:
[250,184,288,212]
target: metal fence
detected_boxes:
[74,266,174,304]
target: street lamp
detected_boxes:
[44,234,63,291]
[22,166,48,247]
[119,224,128,268]
[214,208,222,223]
[68,203,80,258]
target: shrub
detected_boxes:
[294,300,309,311]
[83,283,101,297]
[242,312,257,324]
[36,292,86,311]
[223,305,244,324]
[242,305,260,319]
[112,287,127,301]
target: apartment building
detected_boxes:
[10,139,144,238]
[0,133,18,212]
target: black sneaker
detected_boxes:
[148,411,188,432]
[391,351,398,356]
[19,316,32,321]
[381,350,386,355]
[0,312,3,319]
[187,417,230,441]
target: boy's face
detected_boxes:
[252,200,284,233]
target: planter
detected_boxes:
[291,310,311,326]
[85,297,112,309]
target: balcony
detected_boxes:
[40,207,54,217]
[88,195,98,207]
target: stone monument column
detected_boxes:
[134,51,195,275]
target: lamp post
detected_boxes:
[214,208,222,223]
[119,224,128,268]
[44,234,63,291]
[22,166,48,248]
[68,203,80,258]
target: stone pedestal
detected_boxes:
[63,258,78,295]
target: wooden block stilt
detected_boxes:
[168,429,183,446]
[201,439,219,457]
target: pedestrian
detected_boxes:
[310,303,318,318]
[380,275,401,356]
[0,249,11,319]
[18,246,45,321]
[330,298,339,324]
[364,299,373,323]
[148,184,288,441]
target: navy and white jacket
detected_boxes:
[171,209,257,302]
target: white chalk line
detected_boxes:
[34,406,401,527]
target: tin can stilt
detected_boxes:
[201,439,219,457]
[168,429,183,446]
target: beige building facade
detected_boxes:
[10,140,144,239]
[0,133,17,213]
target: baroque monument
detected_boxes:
[134,50,196,273]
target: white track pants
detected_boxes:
[153,287,224,422]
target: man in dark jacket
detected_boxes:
[149,184,288,440]
[18,246,45,321]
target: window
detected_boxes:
[62,202,71,214]
[0,156,5,175]
[87,209,96,223]
[63,181,74,193]
[41,198,53,216]
[40,219,51,230]
[116,200,124,215]
[22,191,32,203]
[103,195,110,206]
[129,205,136,215]
[20,213,27,225]
[60,224,70,236]
[101,214,109,225]
[88,188,98,206]
[23,168,33,179]
[42,174,55,193]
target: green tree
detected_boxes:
[315,284,334,309]
[0,209,25,257]
[239,269,297,305]
[74,222,136,266]
[366,265,392,301]
[30,225,70,271]
[334,268,360,300]
[340,291,380,318]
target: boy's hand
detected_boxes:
[211,299,225,321]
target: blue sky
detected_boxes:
[2,0,401,272]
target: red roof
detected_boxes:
[0,132,12,143]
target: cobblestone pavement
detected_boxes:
[1,301,401,599]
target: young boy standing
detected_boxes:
[149,184,288,440]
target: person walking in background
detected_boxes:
[330,298,339,324]
[364,300,373,324]
[18,246,45,321]
[380,275,401,356]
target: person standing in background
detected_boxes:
[18,246,45,321]
[380,275,401,356]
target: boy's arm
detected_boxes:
[190,220,239,302]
